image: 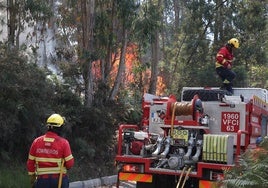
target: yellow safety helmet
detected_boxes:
[46,114,64,127]
[228,38,239,48]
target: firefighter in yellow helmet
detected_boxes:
[215,38,239,94]
[27,114,74,188]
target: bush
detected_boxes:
[0,163,30,188]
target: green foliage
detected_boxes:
[160,0,268,92]
[25,0,53,21]
[0,49,52,161]
[250,65,268,88]
[68,102,135,180]
[116,0,139,28]
[133,1,162,46]
[233,0,267,87]
[223,137,268,188]
[116,89,143,124]
[233,65,248,87]
[0,163,30,188]
[73,138,96,159]
[61,84,143,180]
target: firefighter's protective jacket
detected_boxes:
[215,46,234,68]
[27,131,74,176]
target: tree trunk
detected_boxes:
[173,0,181,30]
[103,1,116,83]
[149,31,159,95]
[109,28,128,100]
[214,0,220,43]
[80,0,95,107]
[7,0,16,48]
[218,0,224,41]
[148,0,162,95]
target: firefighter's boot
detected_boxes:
[220,79,229,90]
[220,84,226,90]
[220,79,233,95]
[225,83,233,95]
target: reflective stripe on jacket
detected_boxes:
[27,131,74,176]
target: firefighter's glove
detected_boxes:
[223,61,232,69]
[29,175,36,188]
[227,63,232,69]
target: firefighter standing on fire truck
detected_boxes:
[27,114,74,188]
[215,38,239,94]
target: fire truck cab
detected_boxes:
[115,87,268,188]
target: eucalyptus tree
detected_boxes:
[147,0,162,95]
[130,0,164,95]
[57,0,141,105]
[0,0,55,67]
[78,0,95,107]
[162,0,267,93]
[177,0,213,89]
[54,0,96,107]
[234,0,268,88]
[209,0,268,88]
[107,0,139,100]
[157,0,215,94]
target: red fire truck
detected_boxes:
[115,87,268,188]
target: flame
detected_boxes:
[92,43,166,96]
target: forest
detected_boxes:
[0,0,267,187]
